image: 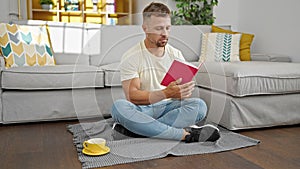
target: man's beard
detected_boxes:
[156,39,168,47]
[147,35,168,47]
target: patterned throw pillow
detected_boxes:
[0,23,55,68]
[212,25,254,61]
[199,33,241,62]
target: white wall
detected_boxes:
[214,0,239,30]
[132,0,176,25]
[0,0,10,22]
[0,0,27,23]
[215,0,300,62]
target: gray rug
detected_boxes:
[68,118,260,169]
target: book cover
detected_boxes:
[161,59,201,86]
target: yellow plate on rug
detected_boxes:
[82,146,110,156]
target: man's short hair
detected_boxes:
[143,2,171,20]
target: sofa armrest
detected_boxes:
[251,53,291,62]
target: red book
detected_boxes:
[161,60,202,86]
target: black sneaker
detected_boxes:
[112,122,146,138]
[185,124,220,143]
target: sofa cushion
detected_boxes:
[168,25,211,62]
[251,53,292,62]
[91,25,212,67]
[54,53,90,65]
[195,61,300,96]
[100,62,121,87]
[91,25,144,66]
[212,25,255,61]
[0,23,55,68]
[199,33,241,62]
[2,65,104,90]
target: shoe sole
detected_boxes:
[112,122,119,130]
[190,124,221,142]
[190,124,220,132]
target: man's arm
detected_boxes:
[122,78,195,105]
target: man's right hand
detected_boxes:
[163,78,195,99]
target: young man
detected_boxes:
[111,2,220,143]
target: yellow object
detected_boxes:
[82,138,110,156]
[82,148,110,156]
[211,25,254,61]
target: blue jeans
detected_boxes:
[111,98,207,141]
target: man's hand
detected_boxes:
[163,78,195,99]
[122,78,195,105]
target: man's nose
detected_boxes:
[161,28,169,36]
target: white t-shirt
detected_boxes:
[120,41,185,91]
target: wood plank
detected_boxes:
[106,152,263,169]
[234,126,300,169]
[0,122,299,169]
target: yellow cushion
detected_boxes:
[0,23,55,68]
[212,25,254,61]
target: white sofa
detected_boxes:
[0,20,299,130]
[197,61,300,130]
[0,21,213,123]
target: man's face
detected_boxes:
[143,15,171,47]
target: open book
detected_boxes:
[161,59,203,86]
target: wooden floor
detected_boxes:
[0,120,299,169]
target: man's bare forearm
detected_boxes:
[126,89,167,105]
[122,78,194,105]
